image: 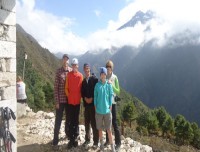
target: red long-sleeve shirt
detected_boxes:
[65,71,83,105]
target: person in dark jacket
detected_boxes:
[81,63,99,148]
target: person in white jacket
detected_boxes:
[16,76,27,104]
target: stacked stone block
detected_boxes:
[0,0,16,151]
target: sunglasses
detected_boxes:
[106,66,111,68]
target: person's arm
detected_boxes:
[112,77,120,95]
[24,83,27,98]
[80,74,86,103]
[94,84,98,110]
[54,70,59,104]
[88,77,98,103]
[65,74,69,97]
[109,84,114,110]
[81,79,85,99]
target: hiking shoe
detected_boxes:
[100,144,104,151]
[111,144,116,152]
[52,139,58,146]
[115,144,121,151]
[73,141,78,148]
[67,142,74,149]
[104,141,109,147]
[52,145,59,151]
[82,140,90,147]
[92,143,98,149]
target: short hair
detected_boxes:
[106,60,114,70]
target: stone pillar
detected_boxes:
[0,0,16,151]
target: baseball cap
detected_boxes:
[71,58,79,65]
[62,54,69,59]
[99,67,107,75]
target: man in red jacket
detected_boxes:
[65,58,83,149]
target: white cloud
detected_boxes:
[94,10,101,17]
[17,0,200,56]
[89,0,200,50]
[17,0,88,55]
[87,23,147,51]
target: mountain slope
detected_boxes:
[121,43,200,124]
[16,24,60,110]
[16,24,60,83]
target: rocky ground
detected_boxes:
[17,106,153,152]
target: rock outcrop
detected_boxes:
[17,106,153,152]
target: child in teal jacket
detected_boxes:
[94,67,115,152]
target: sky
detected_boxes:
[17,0,200,55]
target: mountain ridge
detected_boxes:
[118,10,155,30]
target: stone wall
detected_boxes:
[0,0,16,151]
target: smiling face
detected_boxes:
[72,64,78,72]
[62,56,69,67]
[106,60,114,75]
[106,65,112,75]
[84,66,90,78]
[100,73,106,83]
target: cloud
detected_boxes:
[17,0,88,55]
[87,23,147,51]
[17,0,200,55]
[94,10,101,17]
[88,0,200,50]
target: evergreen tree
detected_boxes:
[182,121,194,144]
[174,114,187,144]
[155,106,171,136]
[33,81,46,110]
[192,128,200,149]
[43,82,54,110]
[137,112,149,128]
[191,122,200,149]
[122,101,136,127]
[147,111,159,134]
[191,122,199,131]
[162,116,175,138]
[156,107,168,128]
[137,111,159,135]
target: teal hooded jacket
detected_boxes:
[94,80,113,114]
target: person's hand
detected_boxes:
[84,97,88,103]
[87,98,93,104]
[108,80,112,84]
[55,103,59,109]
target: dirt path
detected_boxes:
[17,116,100,152]
[17,117,44,152]
[16,110,154,152]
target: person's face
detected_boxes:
[100,73,106,82]
[106,65,112,74]
[72,64,78,72]
[84,66,90,77]
[62,57,69,67]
